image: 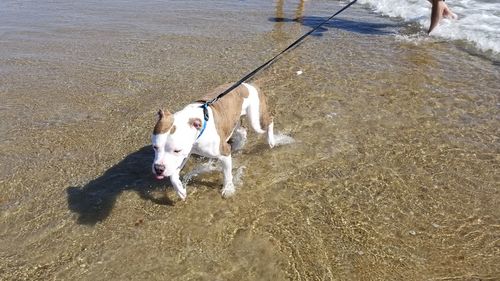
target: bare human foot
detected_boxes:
[428,0,458,34]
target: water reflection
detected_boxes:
[271,0,306,41]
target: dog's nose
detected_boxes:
[154,163,165,175]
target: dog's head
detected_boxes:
[151,109,203,179]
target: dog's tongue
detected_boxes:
[155,175,165,180]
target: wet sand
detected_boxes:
[1,0,499,280]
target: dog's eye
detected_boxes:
[174,149,182,153]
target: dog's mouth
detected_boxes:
[155,174,165,180]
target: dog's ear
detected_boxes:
[157,109,171,119]
[189,118,203,130]
[154,110,174,135]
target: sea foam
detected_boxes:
[359,0,500,55]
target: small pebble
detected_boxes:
[134,219,144,226]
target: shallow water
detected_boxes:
[1,0,499,280]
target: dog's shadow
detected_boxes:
[66,146,174,225]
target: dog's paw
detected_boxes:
[176,188,187,201]
[267,133,276,148]
[221,183,236,198]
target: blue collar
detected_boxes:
[196,103,209,140]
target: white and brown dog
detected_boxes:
[152,82,275,200]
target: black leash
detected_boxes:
[197,0,358,134]
[204,0,358,107]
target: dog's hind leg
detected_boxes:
[247,104,265,134]
[243,83,275,148]
[244,84,266,134]
[255,88,275,148]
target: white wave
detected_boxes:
[273,132,296,146]
[233,165,246,187]
[182,159,220,185]
[181,160,246,187]
[394,33,432,44]
[359,0,500,54]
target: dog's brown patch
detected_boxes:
[153,110,174,135]
[199,84,250,156]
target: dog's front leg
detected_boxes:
[170,172,187,200]
[219,155,235,198]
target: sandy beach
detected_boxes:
[1,0,499,280]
